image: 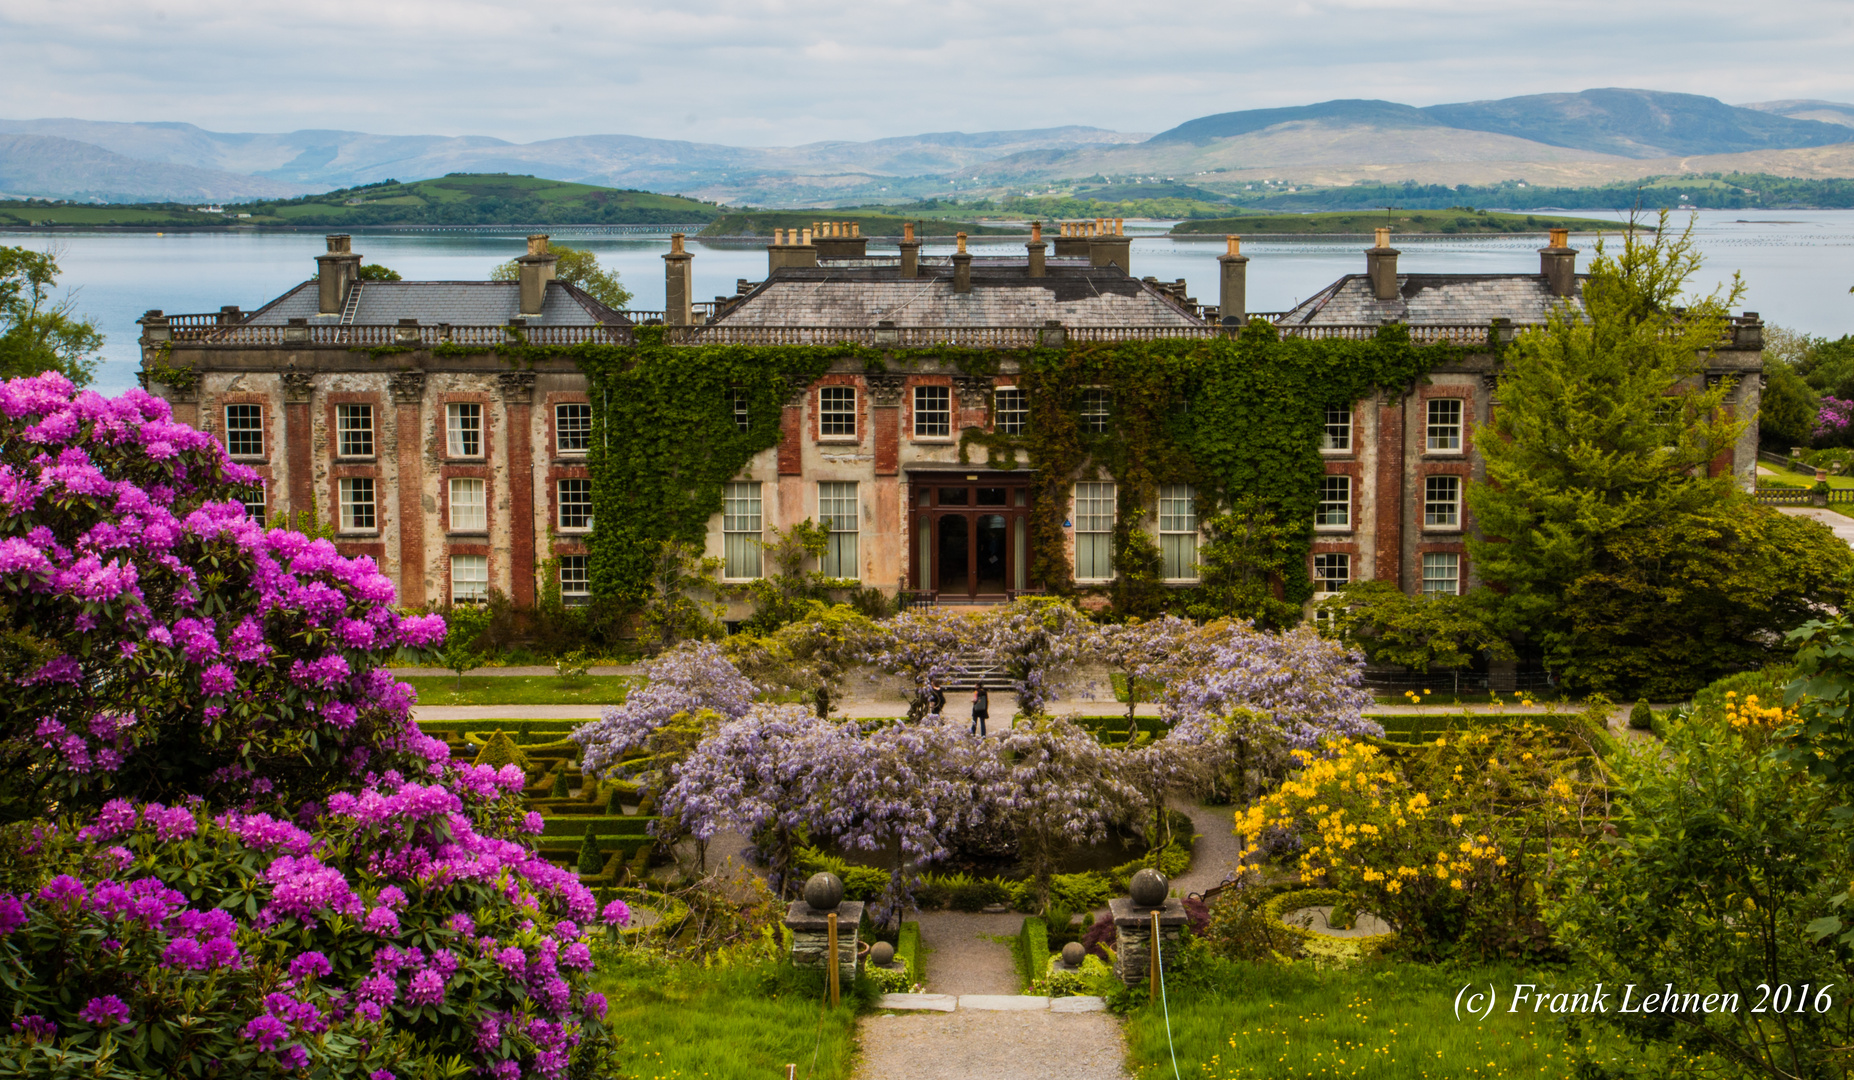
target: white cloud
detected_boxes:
[0,0,1850,143]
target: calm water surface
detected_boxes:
[7,208,1852,396]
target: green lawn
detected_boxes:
[402,674,637,706]
[594,953,866,1080]
[1123,959,1712,1078]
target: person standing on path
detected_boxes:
[971,683,990,737]
[929,680,947,717]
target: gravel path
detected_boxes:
[911,911,1023,995]
[854,1010,1129,1080]
[1171,799,1243,898]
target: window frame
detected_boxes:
[1080,387,1111,433]
[1315,474,1352,530]
[1312,552,1351,595]
[1421,552,1461,596]
[727,389,750,433]
[555,402,593,455]
[723,480,764,580]
[240,482,267,525]
[335,403,375,459]
[338,476,377,534]
[1425,398,1464,454]
[913,385,951,439]
[1423,474,1462,530]
[446,402,484,459]
[818,386,858,440]
[447,477,487,533]
[994,387,1028,435]
[817,481,859,579]
[1073,481,1116,582]
[224,403,265,458]
[1157,483,1199,582]
[557,477,593,532]
[451,554,489,605]
[1321,405,1352,452]
[558,554,590,605]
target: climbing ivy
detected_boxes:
[487,325,1454,610]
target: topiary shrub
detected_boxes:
[1628,698,1655,730]
[474,729,530,770]
[578,824,607,875]
[551,768,571,799]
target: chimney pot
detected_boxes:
[956,231,967,254]
[802,228,813,246]
[1549,227,1569,248]
[1225,234,1240,257]
[852,222,860,238]
[326,234,351,254]
[1114,218,1124,236]
[904,222,915,243]
[1031,220,1042,243]
[1538,230,1579,297]
[1365,230,1400,302]
[1374,226,1391,249]
[527,233,549,257]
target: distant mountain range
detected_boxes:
[3,89,1853,207]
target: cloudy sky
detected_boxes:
[3,0,1852,145]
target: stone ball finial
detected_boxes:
[804,872,845,912]
[870,941,896,967]
[1129,868,1169,908]
[1061,941,1085,967]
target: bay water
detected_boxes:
[6,209,1851,397]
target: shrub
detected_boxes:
[1016,917,1050,989]
[474,730,530,770]
[579,824,608,876]
[1628,698,1655,730]
[551,769,571,799]
[1203,885,1304,962]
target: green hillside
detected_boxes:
[1171,208,1627,235]
[699,210,1015,238]
[0,174,724,228]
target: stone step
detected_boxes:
[874,993,1108,1013]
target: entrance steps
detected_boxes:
[940,648,1003,692]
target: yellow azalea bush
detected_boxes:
[1235,721,1606,960]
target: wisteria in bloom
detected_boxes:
[994,716,1143,909]
[864,608,983,720]
[1093,615,1200,740]
[973,597,1099,716]
[573,641,756,780]
[0,372,447,816]
[1163,620,1381,757]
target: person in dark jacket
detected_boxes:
[971,683,990,737]
[928,681,946,717]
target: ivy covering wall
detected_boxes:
[563,324,1453,606]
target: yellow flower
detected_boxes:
[1450,813,1465,827]
[1435,866,1449,879]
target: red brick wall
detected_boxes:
[1374,400,1404,587]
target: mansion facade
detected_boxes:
[137,228,1766,615]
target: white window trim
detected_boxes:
[1157,484,1200,583]
[446,403,485,459]
[1321,404,1353,455]
[994,386,1028,435]
[1423,474,1463,533]
[722,480,764,582]
[335,404,376,460]
[912,385,953,441]
[1425,398,1466,456]
[224,404,266,459]
[558,555,591,603]
[451,554,489,605]
[448,477,487,534]
[556,478,593,533]
[1421,552,1462,596]
[1073,481,1116,582]
[818,386,859,443]
[1311,551,1352,597]
[337,476,378,535]
[1314,475,1353,533]
[554,402,592,456]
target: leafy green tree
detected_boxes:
[1186,497,1301,628]
[357,262,401,281]
[0,245,103,385]
[638,539,725,651]
[1760,355,1819,449]
[1795,332,1854,399]
[1468,210,1815,694]
[1546,705,1854,1078]
[491,241,633,309]
[739,518,836,633]
[726,603,876,717]
[1316,580,1513,686]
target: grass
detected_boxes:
[1123,958,1709,1078]
[402,674,637,706]
[593,952,868,1080]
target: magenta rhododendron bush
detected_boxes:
[0,375,618,1078]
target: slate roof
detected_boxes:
[715,264,1203,327]
[245,280,628,326]
[1276,274,1585,327]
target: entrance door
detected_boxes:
[912,475,1036,598]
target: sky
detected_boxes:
[2,0,1854,146]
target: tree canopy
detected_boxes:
[491,242,632,310]
[0,245,103,386]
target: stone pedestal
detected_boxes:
[1109,898,1187,985]
[784,901,864,981]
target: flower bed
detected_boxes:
[1260,888,1397,961]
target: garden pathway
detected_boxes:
[853,910,1130,1080]
[1172,800,1243,898]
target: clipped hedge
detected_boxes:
[1016,917,1050,990]
[1260,888,1396,960]
[896,922,923,989]
[540,815,657,839]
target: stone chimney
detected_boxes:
[1088,218,1131,274]
[1053,222,1089,258]
[1218,235,1249,326]
[1366,226,1400,302]
[516,234,558,317]
[1538,227,1579,297]
[1026,220,1046,278]
[898,222,921,279]
[768,227,818,273]
[663,233,694,326]
[952,232,972,294]
[316,234,362,315]
[814,220,868,260]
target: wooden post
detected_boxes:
[1149,909,1160,998]
[827,912,840,1007]
[786,1067,796,1080]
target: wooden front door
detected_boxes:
[910,475,1035,598]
